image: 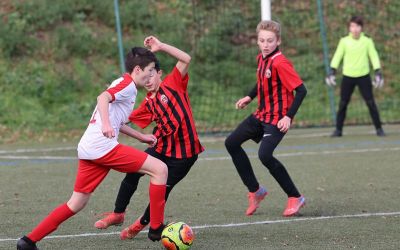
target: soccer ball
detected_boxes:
[161,222,194,250]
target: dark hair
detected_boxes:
[349,16,363,27]
[125,47,157,73]
[154,58,161,72]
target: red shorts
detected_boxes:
[74,144,148,193]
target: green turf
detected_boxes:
[1,125,400,249]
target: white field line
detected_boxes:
[1,211,399,242]
[197,129,394,141]
[0,147,76,154]
[0,128,397,154]
[1,147,400,161]
[1,128,398,154]
[0,131,358,155]
[199,146,400,161]
[0,155,76,160]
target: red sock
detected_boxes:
[149,182,166,229]
[27,203,75,242]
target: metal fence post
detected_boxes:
[317,0,337,125]
[114,0,126,73]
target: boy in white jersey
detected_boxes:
[17,47,168,250]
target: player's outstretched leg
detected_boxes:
[17,192,90,250]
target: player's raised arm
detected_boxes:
[144,35,191,76]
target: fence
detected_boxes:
[186,0,400,133]
[0,0,398,136]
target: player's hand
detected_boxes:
[277,116,291,133]
[102,124,115,139]
[372,70,384,88]
[144,36,162,52]
[325,74,336,86]
[325,68,336,87]
[235,96,252,109]
[140,134,158,147]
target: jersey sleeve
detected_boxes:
[330,38,345,69]
[368,38,381,70]
[248,83,257,99]
[276,59,303,91]
[163,66,189,92]
[128,98,152,129]
[106,74,134,102]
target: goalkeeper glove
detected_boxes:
[372,70,384,88]
[325,68,337,86]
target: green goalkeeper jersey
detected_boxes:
[330,32,381,77]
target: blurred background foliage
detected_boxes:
[0,0,399,142]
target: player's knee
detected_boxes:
[155,161,168,180]
[339,99,349,108]
[225,136,239,152]
[67,194,90,212]
[365,99,376,108]
[258,151,273,167]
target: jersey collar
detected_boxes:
[123,73,135,86]
[348,32,365,40]
[262,47,280,60]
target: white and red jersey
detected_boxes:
[78,73,137,160]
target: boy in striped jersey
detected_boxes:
[94,36,204,240]
[17,47,167,250]
[225,20,307,217]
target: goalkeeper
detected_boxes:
[326,16,385,137]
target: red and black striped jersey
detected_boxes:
[253,51,303,125]
[129,67,204,159]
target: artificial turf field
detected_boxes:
[1,125,400,249]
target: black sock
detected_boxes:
[22,236,36,245]
[140,208,150,225]
[114,179,137,213]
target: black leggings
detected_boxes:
[336,75,382,131]
[114,147,198,225]
[225,115,300,197]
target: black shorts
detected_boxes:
[145,147,198,186]
[232,114,285,144]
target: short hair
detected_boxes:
[349,16,363,27]
[125,47,157,73]
[154,58,161,72]
[256,20,281,39]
